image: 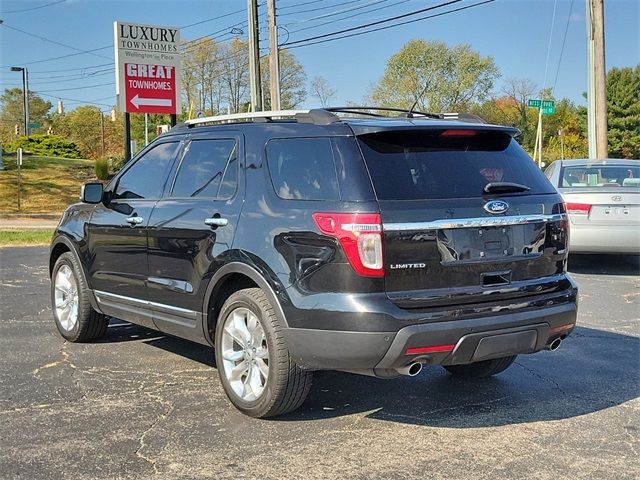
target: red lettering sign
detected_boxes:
[124,63,177,114]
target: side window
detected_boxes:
[544,162,556,181]
[171,139,237,198]
[113,142,179,200]
[266,138,340,200]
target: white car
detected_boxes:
[545,159,640,254]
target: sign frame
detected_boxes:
[114,21,182,115]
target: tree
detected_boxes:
[370,40,499,112]
[607,65,640,158]
[310,76,336,107]
[52,106,123,159]
[261,48,307,110]
[0,88,52,143]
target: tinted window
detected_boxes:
[358,130,555,200]
[560,165,640,188]
[114,142,179,200]
[171,139,237,198]
[266,138,340,200]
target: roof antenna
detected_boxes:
[407,82,431,118]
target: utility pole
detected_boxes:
[586,0,608,160]
[100,112,105,158]
[247,0,263,112]
[267,0,281,111]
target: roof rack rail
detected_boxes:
[184,110,309,127]
[178,107,487,128]
[325,106,441,119]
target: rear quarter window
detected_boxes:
[266,137,340,201]
[357,129,555,200]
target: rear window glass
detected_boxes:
[357,130,555,200]
[266,138,340,200]
[561,165,640,188]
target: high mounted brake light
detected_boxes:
[312,213,384,277]
[440,129,477,137]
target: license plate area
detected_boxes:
[438,223,546,264]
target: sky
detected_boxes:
[0,0,638,113]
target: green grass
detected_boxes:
[0,154,94,214]
[0,229,54,246]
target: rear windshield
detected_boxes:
[357,129,555,200]
[560,165,640,188]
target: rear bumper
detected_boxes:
[570,223,640,254]
[283,302,577,375]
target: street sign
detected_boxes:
[28,122,40,129]
[528,99,555,115]
[114,21,181,114]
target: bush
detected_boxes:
[7,134,82,159]
[107,155,126,174]
[94,158,110,180]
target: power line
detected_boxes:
[38,92,114,107]
[278,0,330,12]
[552,0,575,93]
[0,46,112,68]
[286,0,413,36]
[37,81,114,93]
[283,0,463,47]
[542,0,559,90]
[278,0,365,18]
[0,22,112,60]
[282,0,391,26]
[180,7,247,29]
[1,0,65,14]
[283,0,494,49]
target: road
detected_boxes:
[0,247,638,480]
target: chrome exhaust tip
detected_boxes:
[546,338,562,351]
[396,362,423,377]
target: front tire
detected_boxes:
[443,355,516,378]
[214,288,312,418]
[51,252,109,342]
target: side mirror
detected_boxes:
[81,182,104,204]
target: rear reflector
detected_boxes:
[313,212,384,277]
[549,323,575,334]
[406,344,455,355]
[565,202,592,215]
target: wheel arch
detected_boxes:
[202,262,289,346]
[49,235,101,313]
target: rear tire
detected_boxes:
[214,288,312,418]
[443,355,516,378]
[51,252,109,342]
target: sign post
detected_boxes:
[527,99,556,168]
[16,147,22,211]
[114,21,181,160]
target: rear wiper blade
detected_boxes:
[484,182,531,193]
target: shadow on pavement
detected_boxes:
[103,321,639,428]
[280,326,639,427]
[568,254,640,276]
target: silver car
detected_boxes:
[545,159,640,254]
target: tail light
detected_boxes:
[440,129,477,137]
[565,202,592,215]
[312,212,384,277]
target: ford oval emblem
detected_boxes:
[484,200,510,215]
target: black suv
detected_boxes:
[49,107,577,417]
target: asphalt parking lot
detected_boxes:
[0,247,638,480]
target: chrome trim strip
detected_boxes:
[383,214,567,231]
[94,290,198,319]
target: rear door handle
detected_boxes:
[204,217,228,227]
[125,216,144,225]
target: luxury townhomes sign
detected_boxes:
[114,21,181,114]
